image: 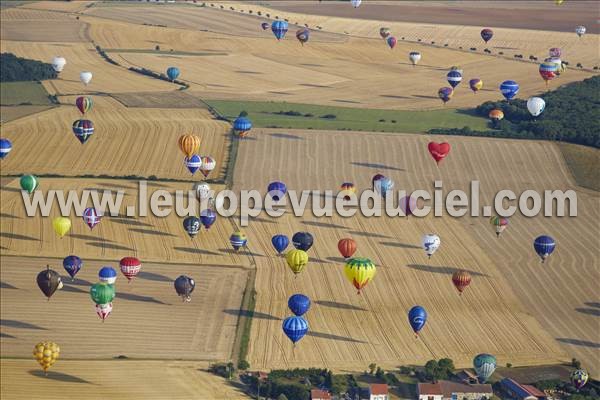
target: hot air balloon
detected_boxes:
[421,234,440,258]
[292,232,313,251]
[82,207,101,230]
[200,208,216,229]
[230,231,247,251]
[480,28,493,43]
[178,134,201,158]
[340,182,356,200]
[351,0,362,8]
[488,109,504,121]
[338,238,357,259]
[183,216,201,238]
[438,87,453,104]
[409,51,421,66]
[374,176,394,198]
[166,66,180,81]
[473,354,497,382]
[72,119,94,144]
[37,266,62,300]
[555,0,565,4]
[534,235,555,262]
[499,80,519,100]
[174,275,195,302]
[428,142,450,165]
[33,342,60,374]
[75,96,92,114]
[0,138,12,159]
[233,115,252,137]
[90,282,115,305]
[408,305,427,336]
[268,181,287,202]
[546,57,566,75]
[271,20,288,40]
[344,257,376,294]
[20,175,39,194]
[51,56,66,72]
[95,302,112,322]
[571,369,589,390]
[527,97,546,117]
[261,22,270,30]
[575,25,586,37]
[549,47,562,58]
[98,266,117,285]
[288,294,311,316]
[52,217,71,238]
[469,78,483,93]
[400,196,417,217]
[386,36,397,49]
[282,316,308,344]
[80,71,92,86]
[63,255,82,280]
[449,65,463,75]
[194,182,212,202]
[120,257,141,282]
[199,156,216,178]
[380,27,391,39]
[489,216,509,237]
[286,249,308,275]
[452,270,472,295]
[447,70,462,88]
[372,174,385,189]
[296,28,310,45]
[539,62,558,86]
[185,154,202,175]
[271,234,289,254]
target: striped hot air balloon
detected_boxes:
[230,231,247,251]
[446,69,462,88]
[178,134,201,158]
[0,138,12,159]
[75,96,92,114]
[233,116,252,137]
[282,316,308,344]
[539,62,558,86]
[271,20,288,40]
[452,270,472,295]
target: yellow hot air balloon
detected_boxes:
[52,217,71,238]
[178,134,201,158]
[555,0,564,5]
[285,249,308,275]
[33,341,60,374]
[344,257,376,294]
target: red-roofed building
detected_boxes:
[522,385,547,400]
[418,383,443,400]
[369,383,389,400]
[311,389,332,400]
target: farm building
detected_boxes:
[500,378,547,400]
[311,389,332,400]
[418,381,493,400]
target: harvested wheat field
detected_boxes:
[232,129,599,375]
[0,359,251,400]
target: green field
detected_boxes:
[0,81,53,106]
[558,142,600,191]
[205,100,490,134]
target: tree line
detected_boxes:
[1,53,57,82]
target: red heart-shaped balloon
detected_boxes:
[428,142,451,164]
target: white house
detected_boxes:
[369,383,389,400]
[418,383,444,400]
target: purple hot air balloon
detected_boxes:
[83,207,102,230]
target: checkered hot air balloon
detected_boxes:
[83,207,102,230]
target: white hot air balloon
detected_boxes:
[80,71,93,86]
[194,182,212,202]
[527,97,546,117]
[409,51,422,66]
[51,56,66,73]
[421,234,441,258]
[575,25,586,37]
[351,0,362,8]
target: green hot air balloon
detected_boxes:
[20,175,39,194]
[473,353,497,382]
[90,282,115,305]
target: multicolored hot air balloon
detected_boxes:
[90,282,115,305]
[374,176,394,198]
[185,154,202,175]
[351,0,362,8]
[37,266,62,300]
[452,270,471,295]
[489,216,509,237]
[539,62,558,86]
[282,316,308,344]
[166,66,180,81]
[386,36,397,49]
[469,78,483,93]
[338,238,357,259]
[178,134,201,158]
[286,249,308,275]
[83,207,101,230]
[549,47,562,58]
[268,181,287,202]
[380,27,391,39]
[271,234,289,254]
[408,306,427,336]
[52,56,66,72]
[344,257,376,294]
[447,69,462,88]
[183,216,201,238]
[80,71,92,86]
[72,119,94,144]
[52,217,71,238]
[421,234,441,258]
[409,51,421,66]
[575,25,586,37]
[0,138,12,160]
[438,87,453,104]
[534,235,555,262]
[261,22,270,30]
[63,255,82,280]
[95,302,112,322]
[480,28,493,43]
[527,97,546,117]
[33,342,60,374]
[489,109,504,121]
[174,275,195,302]
[120,257,141,282]
[288,294,311,316]
[296,28,310,45]
[199,156,216,178]
[428,142,450,165]
[20,175,39,194]
[499,80,519,100]
[340,182,356,200]
[230,231,247,251]
[98,266,117,285]
[473,354,497,382]
[571,369,589,390]
[271,20,288,40]
[233,115,252,137]
[75,96,92,114]
[292,232,313,251]
[200,208,216,229]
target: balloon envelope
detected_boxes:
[52,217,71,238]
[469,78,483,93]
[20,175,39,194]
[185,154,202,175]
[473,354,497,382]
[480,28,493,43]
[527,97,546,117]
[178,134,201,158]
[63,255,82,279]
[261,22,270,30]
[446,70,462,88]
[271,20,288,40]
[409,51,421,65]
[408,305,427,334]
[200,208,217,229]
[95,302,113,321]
[98,266,117,284]
[72,119,94,144]
[288,294,311,316]
[271,234,289,254]
[571,369,589,390]
[233,116,252,137]
[344,257,376,294]
[90,282,115,305]
[499,80,519,100]
[428,142,450,164]
[37,267,62,299]
[338,238,357,259]
[489,109,504,121]
[296,28,310,45]
[230,231,248,250]
[286,249,309,274]
[452,270,472,294]
[120,257,141,281]
[75,96,92,114]
[33,341,60,372]
[52,56,66,72]
[80,71,92,85]
[267,181,287,201]
[438,87,453,103]
[183,216,201,238]
[166,66,180,81]
[0,138,12,159]
[421,234,441,257]
[386,36,397,49]
[534,235,556,262]
[83,207,102,230]
[174,275,195,301]
[292,232,313,251]
[282,316,308,343]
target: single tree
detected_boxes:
[368,363,377,375]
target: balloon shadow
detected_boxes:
[68,278,93,286]
[303,220,345,229]
[72,233,113,242]
[584,302,600,309]
[0,232,39,241]
[0,281,19,289]
[116,292,167,305]
[174,246,220,256]
[0,319,46,330]
[350,162,405,171]
[129,228,176,237]
[236,70,262,74]
[1,187,22,193]
[307,331,367,344]
[0,212,20,219]
[110,218,153,228]
[137,271,172,282]
[380,94,411,99]
[61,285,87,294]
[315,300,367,312]
[28,370,93,384]
[269,133,304,140]
[380,241,421,250]
[222,309,280,320]
[333,99,361,104]
[347,230,391,239]
[575,308,600,317]
[555,338,600,348]
[325,256,346,263]
[412,95,438,99]
[218,248,264,257]
[299,83,332,88]
[1,332,16,339]
[86,242,134,251]
[406,264,489,277]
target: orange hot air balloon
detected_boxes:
[338,238,357,259]
[452,270,472,295]
[488,109,504,121]
[178,134,201,158]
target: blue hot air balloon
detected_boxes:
[72,119,94,144]
[271,20,289,40]
[292,231,314,251]
[534,235,556,263]
[446,70,463,88]
[282,315,308,344]
[267,181,287,201]
[63,255,82,280]
[499,80,519,100]
[200,209,216,229]
[0,138,12,159]
[408,305,427,336]
[233,116,252,137]
[185,155,202,175]
[374,176,394,198]
[288,294,311,316]
[271,234,289,254]
[166,67,180,81]
[99,266,117,285]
